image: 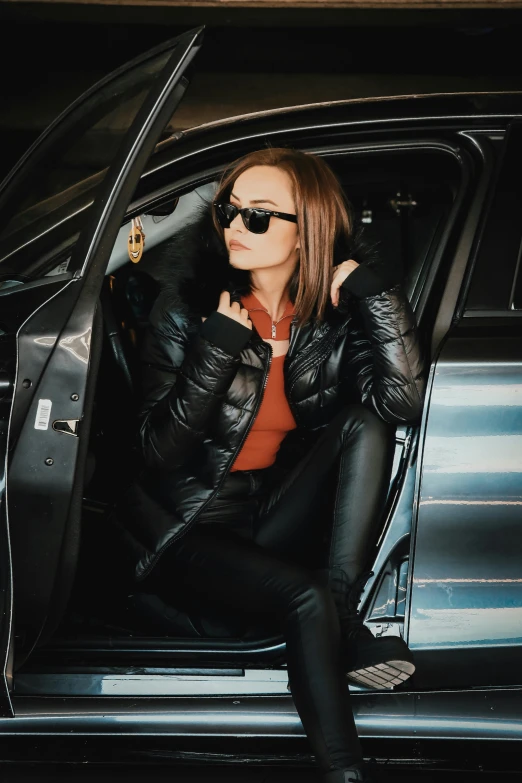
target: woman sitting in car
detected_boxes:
[131,147,426,783]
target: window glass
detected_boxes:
[0,45,174,278]
[465,124,522,312]
[327,149,461,302]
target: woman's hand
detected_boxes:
[330,259,359,307]
[217,290,252,329]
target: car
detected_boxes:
[0,24,521,775]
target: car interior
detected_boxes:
[17,144,463,675]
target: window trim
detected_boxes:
[131,135,470,320]
[462,121,522,315]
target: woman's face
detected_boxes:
[224,165,300,273]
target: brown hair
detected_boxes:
[212,147,353,325]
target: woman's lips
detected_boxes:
[230,241,250,250]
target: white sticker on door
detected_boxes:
[34,399,52,431]
[45,259,70,277]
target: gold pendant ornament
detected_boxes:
[128,216,145,263]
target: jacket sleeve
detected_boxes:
[138,298,251,472]
[339,268,426,425]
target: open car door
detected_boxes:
[0,26,204,707]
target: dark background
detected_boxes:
[0,3,521,181]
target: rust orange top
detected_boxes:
[231,292,297,472]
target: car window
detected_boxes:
[0,42,177,279]
[327,149,461,305]
[106,184,215,277]
[102,147,462,323]
[464,122,522,313]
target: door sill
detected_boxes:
[14,667,294,697]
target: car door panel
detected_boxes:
[8,280,101,661]
[0,275,76,715]
[4,278,77,444]
[408,122,522,689]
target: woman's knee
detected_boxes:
[286,576,336,621]
[337,404,393,443]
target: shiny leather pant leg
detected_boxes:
[167,524,363,774]
[255,404,396,586]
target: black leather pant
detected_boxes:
[160,404,395,775]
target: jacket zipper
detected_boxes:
[247,307,293,340]
[284,320,299,425]
[138,341,273,581]
[224,342,273,474]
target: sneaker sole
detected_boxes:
[346,659,415,689]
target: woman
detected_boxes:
[131,148,426,782]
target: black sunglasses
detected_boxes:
[214,202,297,235]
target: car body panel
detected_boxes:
[2,686,522,770]
[409,331,522,683]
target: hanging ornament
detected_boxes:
[128,216,145,264]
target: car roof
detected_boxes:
[175,90,522,140]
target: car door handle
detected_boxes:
[52,419,79,437]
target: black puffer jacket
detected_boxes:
[125,219,426,581]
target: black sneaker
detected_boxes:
[344,624,415,689]
[330,569,415,690]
